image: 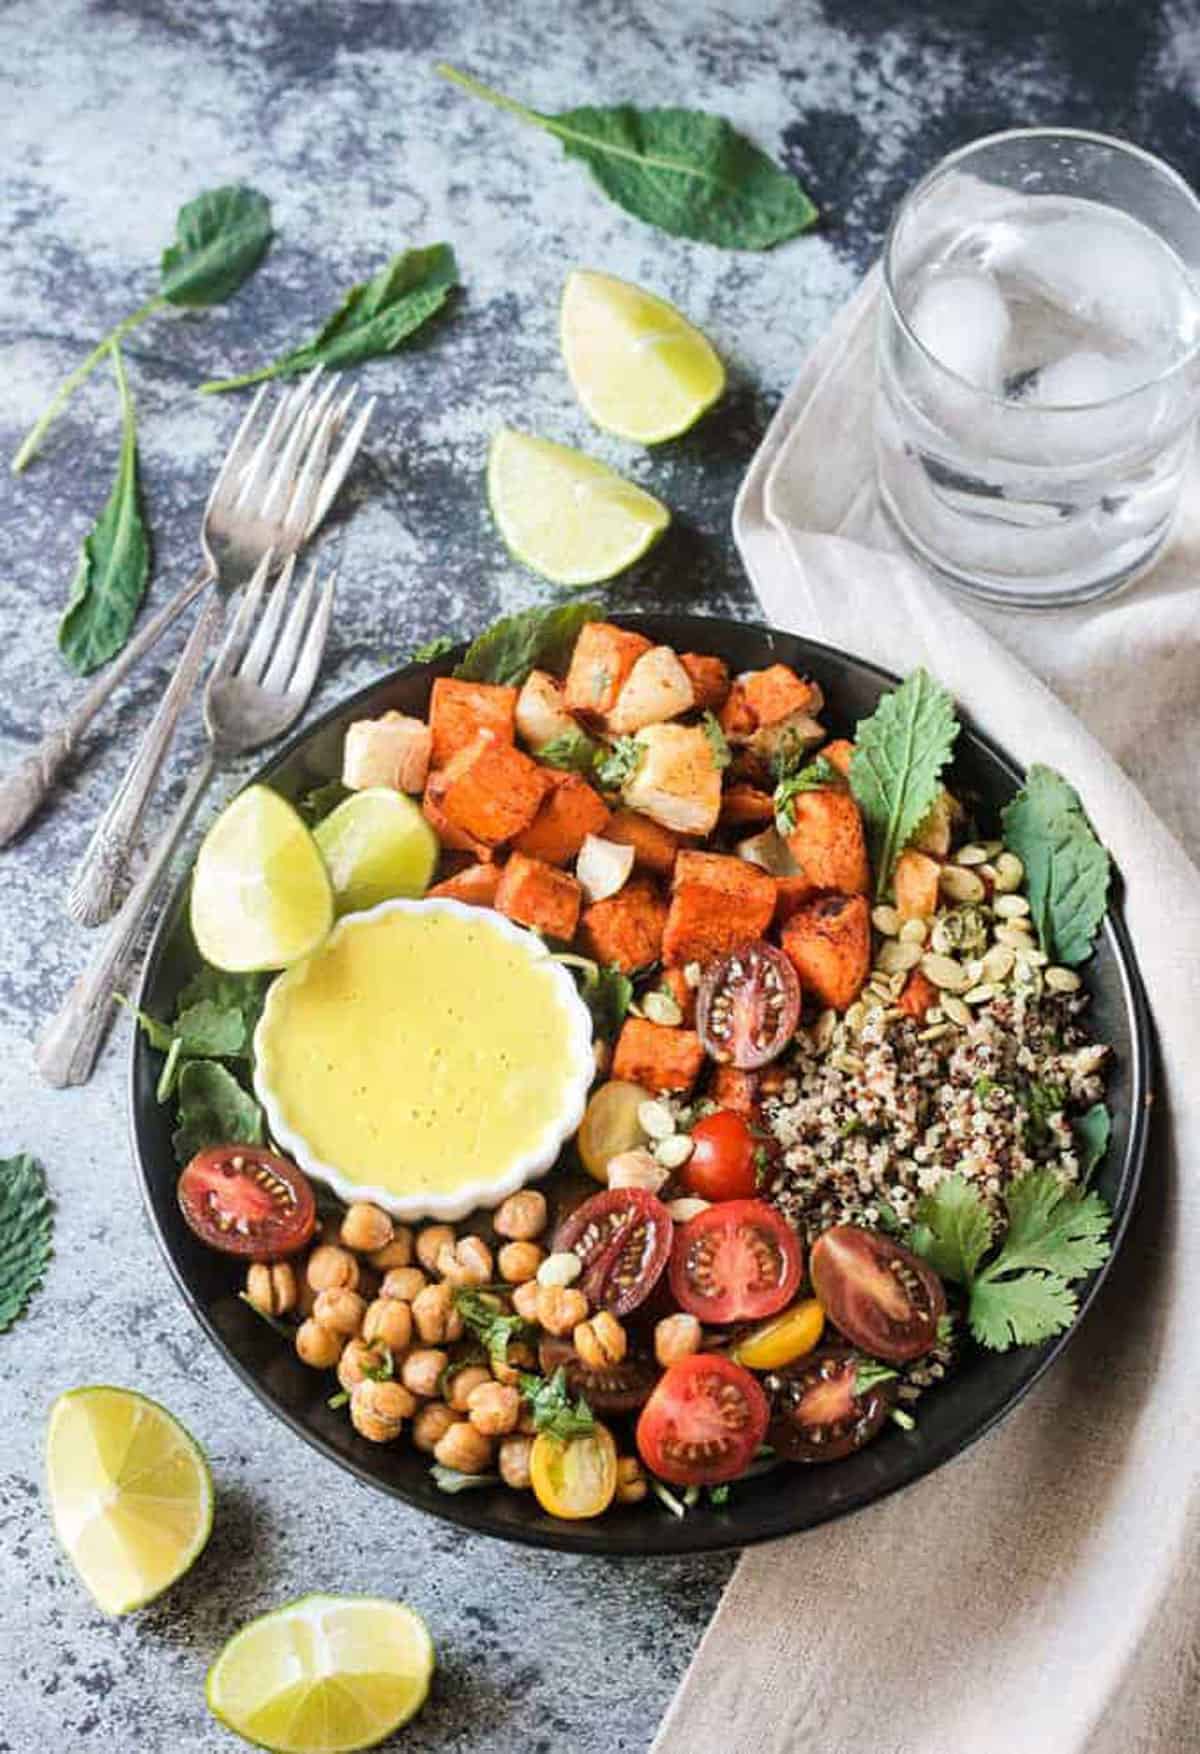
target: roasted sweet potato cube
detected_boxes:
[718,679,757,741]
[784,789,870,897]
[495,852,582,940]
[578,879,667,974]
[514,771,610,867]
[612,1017,705,1094]
[429,677,517,769]
[430,730,550,847]
[820,739,855,781]
[894,848,941,921]
[897,969,939,1020]
[709,1063,760,1121]
[422,790,495,862]
[605,809,687,878]
[679,652,730,713]
[720,783,775,829]
[428,861,504,906]
[773,874,819,926]
[562,622,653,726]
[743,664,823,728]
[780,893,870,1012]
[662,850,777,966]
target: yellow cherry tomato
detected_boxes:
[577,1080,650,1183]
[732,1298,825,1371]
[530,1423,618,1519]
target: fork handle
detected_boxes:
[66,589,226,927]
[37,755,216,1087]
[0,563,212,849]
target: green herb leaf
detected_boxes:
[160,185,274,308]
[520,1367,597,1441]
[701,710,732,772]
[580,963,633,1040]
[437,66,816,250]
[296,778,351,827]
[156,1036,184,1105]
[538,729,604,774]
[891,1407,916,1431]
[202,243,458,392]
[910,1174,997,1285]
[408,634,456,664]
[978,1171,1111,1284]
[854,1357,899,1396]
[454,1288,530,1369]
[596,735,644,791]
[1001,765,1111,967]
[171,1061,264,1164]
[708,1483,731,1506]
[969,1272,1078,1351]
[57,345,151,676]
[454,599,602,688]
[774,754,839,832]
[850,670,959,899]
[174,968,267,1042]
[0,1154,53,1333]
[430,1464,500,1494]
[1075,1102,1112,1187]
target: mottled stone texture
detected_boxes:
[1,2,1197,1749]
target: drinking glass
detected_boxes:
[875,128,1200,607]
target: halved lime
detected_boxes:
[207,1594,435,1754]
[487,427,670,586]
[561,269,726,444]
[313,788,438,916]
[191,785,333,972]
[46,1386,213,1616]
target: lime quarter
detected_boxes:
[313,788,438,916]
[190,784,334,972]
[206,1593,435,1753]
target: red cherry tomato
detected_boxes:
[680,1110,758,1202]
[553,1187,674,1317]
[177,1145,316,1259]
[809,1226,946,1364]
[669,1198,803,1325]
[767,1346,895,1463]
[637,1353,769,1485]
[697,941,801,1069]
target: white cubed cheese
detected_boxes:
[515,669,577,751]
[342,712,432,794]
[748,709,825,765]
[622,723,722,836]
[606,646,696,735]
[737,826,798,876]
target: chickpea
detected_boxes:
[573,1310,627,1371]
[362,1296,413,1353]
[350,1377,416,1443]
[490,1340,536,1387]
[416,1224,456,1274]
[368,1227,415,1271]
[467,1380,522,1437]
[412,1400,457,1454]
[244,1260,298,1319]
[338,1337,390,1393]
[655,1313,701,1369]
[511,1281,540,1324]
[313,1288,367,1338]
[401,1347,448,1399]
[306,1244,360,1295]
[295,1318,344,1369]
[498,1434,535,1490]
[447,1364,493,1413]
[411,1281,464,1345]
[435,1235,493,1289]
[535,1284,589,1338]
[381,1266,427,1303]
[494,1189,548,1241]
[339,1202,394,1256]
[615,1455,648,1504]
[432,1420,494,1475]
[498,1240,543,1285]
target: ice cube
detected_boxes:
[907,272,1011,391]
[1025,350,1148,407]
[996,210,1180,356]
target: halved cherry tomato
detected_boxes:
[669,1198,803,1325]
[809,1225,945,1364]
[178,1145,316,1259]
[732,1298,825,1371]
[530,1423,618,1519]
[680,1110,757,1202]
[697,941,801,1069]
[577,1079,650,1183]
[538,1335,658,1415]
[553,1188,673,1316]
[637,1353,769,1485]
[767,1346,894,1463]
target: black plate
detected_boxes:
[130,613,1152,1556]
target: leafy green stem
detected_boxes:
[12,296,166,473]
[198,360,279,395]
[436,62,546,131]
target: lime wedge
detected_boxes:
[207,1594,435,1754]
[487,428,670,586]
[561,269,725,443]
[313,788,438,916]
[46,1386,213,1616]
[191,784,333,972]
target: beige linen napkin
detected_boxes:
[651,279,1200,1754]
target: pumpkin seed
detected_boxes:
[844,1002,866,1035]
[982,943,1016,983]
[878,939,922,975]
[638,1100,676,1141]
[939,865,986,904]
[1016,946,1049,968]
[992,851,1024,893]
[920,952,969,992]
[643,990,683,1027]
[655,1133,695,1169]
[963,982,997,1005]
[812,1009,837,1052]
[994,924,1034,950]
[1045,965,1082,993]
[917,1022,954,1042]
[942,995,972,1027]
[871,904,901,937]
[955,843,989,867]
[994,893,1031,919]
[925,1005,944,1024]
[899,917,928,945]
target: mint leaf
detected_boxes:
[850,670,959,899]
[538,729,604,774]
[979,1172,1111,1283]
[171,1061,264,1164]
[969,1272,1078,1351]
[454,599,602,687]
[160,185,274,307]
[58,345,151,676]
[174,968,267,1042]
[408,634,456,664]
[1075,1103,1112,1187]
[580,963,633,1039]
[0,1154,53,1333]
[1001,765,1110,966]
[519,1367,596,1441]
[437,66,816,250]
[701,711,731,771]
[297,778,351,827]
[774,754,839,832]
[911,1175,996,1285]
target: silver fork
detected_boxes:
[37,549,337,1088]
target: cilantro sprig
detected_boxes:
[773,753,838,832]
[519,1367,596,1441]
[454,1289,531,1370]
[701,710,731,771]
[596,735,644,791]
